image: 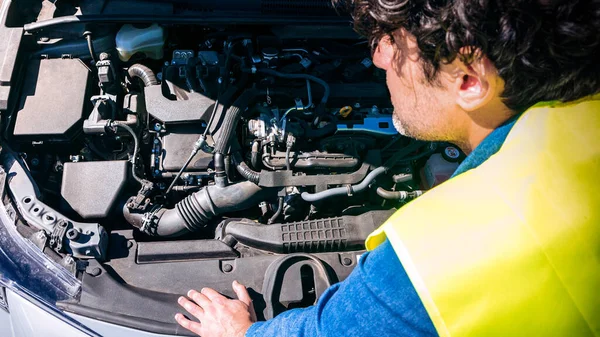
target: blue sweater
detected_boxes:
[246,118,518,337]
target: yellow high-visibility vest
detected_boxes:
[366,94,600,336]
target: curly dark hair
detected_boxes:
[336,0,600,112]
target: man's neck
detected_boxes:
[458,104,515,154]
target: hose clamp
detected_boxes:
[141,205,162,236]
[346,184,353,197]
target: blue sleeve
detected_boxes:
[245,239,438,337]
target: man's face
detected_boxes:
[372,30,462,142]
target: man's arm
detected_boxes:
[176,239,438,337]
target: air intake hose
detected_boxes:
[128,64,158,87]
[124,181,271,237]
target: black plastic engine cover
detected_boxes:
[61,160,129,219]
[159,125,214,172]
[13,58,92,143]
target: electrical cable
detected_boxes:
[83,31,97,64]
[110,122,144,184]
[165,75,222,194]
[268,197,284,224]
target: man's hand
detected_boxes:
[175,281,256,337]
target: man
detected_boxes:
[175,0,600,336]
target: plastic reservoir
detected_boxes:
[116,24,165,62]
[421,153,459,189]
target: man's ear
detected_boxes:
[372,35,396,71]
[451,48,499,111]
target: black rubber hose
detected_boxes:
[128,64,158,87]
[300,141,427,203]
[232,152,260,184]
[124,181,271,237]
[376,187,423,200]
[250,141,261,170]
[301,167,387,203]
[214,89,259,155]
[268,197,284,224]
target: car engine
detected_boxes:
[4,23,465,261]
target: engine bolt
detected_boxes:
[66,228,80,241]
[342,257,353,266]
[222,264,233,273]
[127,240,134,249]
[31,158,40,166]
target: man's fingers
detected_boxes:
[175,313,202,335]
[232,280,252,307]
[201,287,226,303]
[178,297,204,320]
[188,289,211,308]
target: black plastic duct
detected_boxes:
[216,210,394,253]
[124,181,272,237]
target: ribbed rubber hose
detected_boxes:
[214,89,259,155]
[233,152,260,184]
[128,64,158,87]
[125,181,270,237]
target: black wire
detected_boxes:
[268,197,284,224]
[112,122,144,184]
[165,152,197,194]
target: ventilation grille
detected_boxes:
[280,218,348,253]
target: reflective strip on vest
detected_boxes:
[366,95,600,337]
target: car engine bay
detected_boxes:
[0,1,465,333]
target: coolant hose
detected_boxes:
[233,152,260,184]
[376,188,423,200]
[214,89,260,154]
[124,181,270,237]
[301,166,387,202]
[212,89,260,186]
[128,64,158,87]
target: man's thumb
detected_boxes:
[233,280,252,306]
